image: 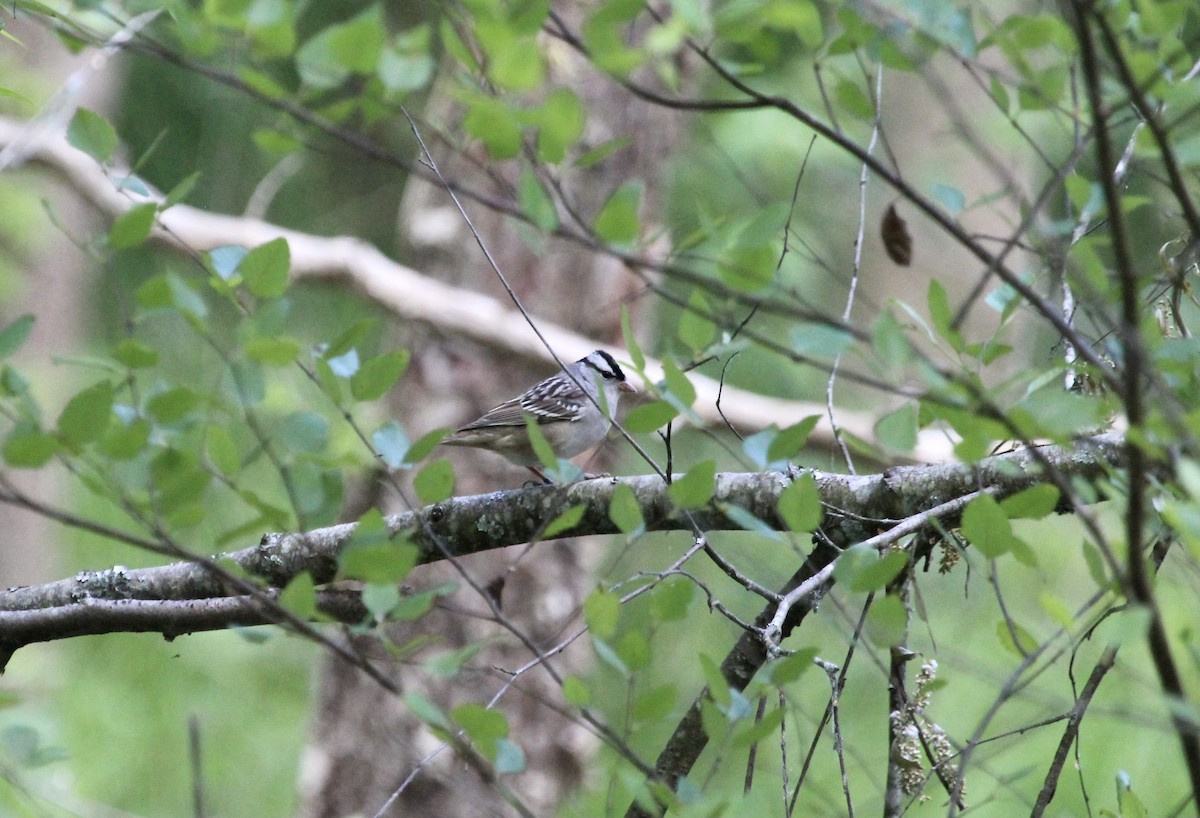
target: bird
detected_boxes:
[442,350,636,482]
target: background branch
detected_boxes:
[0,116,953,462]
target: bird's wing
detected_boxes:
[457,380,584,430]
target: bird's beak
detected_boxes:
[619,381,637,394]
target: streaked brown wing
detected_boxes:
[456,382,583,431]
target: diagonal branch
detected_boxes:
[0,115,946,461]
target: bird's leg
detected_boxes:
[526,466,553,485]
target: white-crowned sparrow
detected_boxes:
[442,350,635,481]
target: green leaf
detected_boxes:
[146,388,201,423]
[678,290,715,353]
[594,181,643,244]
[650,577,693,622]
[719,203,788,283]
[624,400,677,433]
[67,108,117,162]
[584,589,620,639]
[661,357,696,412]
[240,237,290,299]
[834,544,908,592]
[872,310,911,369]
[378,42,435,95]
[340,539,419,584]
[608,482,644,534]
[698,699,726,743]
[113,339,158,369]
[632,684,677,721]
[767,417,820,462]
[741,428,779,470]
[563,675,591,706]
[463,96,522,159]
[573,135,632,169]
[3,423,57,468]
[137,273,208,319]
[494,738,526,774]
[339,509,420,583]
[451,704,507,759]
[372,420,410,469]
[331,8,387,72]
[668,460,716,508]
[98,417,150,460]
[403,427,448,465]
[765,647,818,685]
[278,572,316,618]
[0,723,66,768]
[480,23,543,90]
[718,241,775,292]
[0,366,28,397]
[164,171,201,208]
[1039,591,1075,632]
[621,306,646,371]
[995,618,1037,655]
[927,279,963,351]
[0,84,33,107]
[206,425,241,476]
[777,473,822,533]
[0,315,35,360]
[790,324,854,358]
[425,643,484,679]
[229,360,264,407]
[279,411,328,453]
[208,245,248,281]
[615,630,650,671]
[543,504,586,538]
[350,350,410,401]
[961,494,1015,557]
[109,203,157,249]
[835,78,874,120]
[931,182,966,216]
[361,582,401,621]
[1116,772,1149,818]
[518,167,558,231]
[389,588,440,621]
[294,5,384,87]
[414,458,455,504]
[405,691,450,729]
[699,653,730,707]
[537,88,585,163]
[245,336,301,366]
[523,414,558,470]
[875,403,917,452]
[721,503,781,537]
[583,5,646,76]
[57,380,114,446]
[865,593,907,647]
[1000,484,1060,519]
[732,707,785,748]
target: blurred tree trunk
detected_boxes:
[297,10,685,817]
[0,18,115,588]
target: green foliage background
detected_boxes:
[1,0,1199,815]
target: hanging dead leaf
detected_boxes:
[881,203,913,266]
[485,574,506,607]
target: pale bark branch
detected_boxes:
[0,433,1122,668]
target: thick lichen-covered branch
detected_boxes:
[0,433,1122,665]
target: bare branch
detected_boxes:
[0,434,1124,669]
